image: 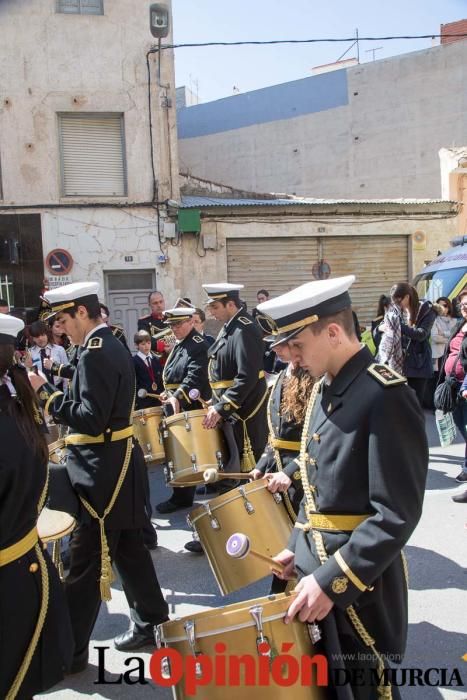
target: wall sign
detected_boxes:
[46,248,74,275]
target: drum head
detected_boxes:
[163,408,206,427]
[37,508,76,543]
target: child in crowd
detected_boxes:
[26,320,68,389]
[133,330,164,409]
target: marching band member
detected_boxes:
[260,277,428,699]
[202,283,269,475]
[138,290,172,363]
[29,282,169,669]
[0,313,73,699]
[156,307,211,522]
[99,303,130,353]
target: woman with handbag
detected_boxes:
[0,313,73,699]
[391,282,438,406]
[436,289,467,486]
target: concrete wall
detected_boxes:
[178,40,467,199]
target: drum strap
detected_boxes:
[299,380,393,700]
[5,467,50,700]
[78,390,136,602]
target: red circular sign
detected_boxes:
[46,248,74,275]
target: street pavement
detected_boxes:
[40,411,466,700]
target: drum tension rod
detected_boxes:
[250,606,273,658]
[239,486,255,514]
[184,620,203,678]
[203,503,220,530]
[154,626,172,679]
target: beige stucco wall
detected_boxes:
[0,0,178,205]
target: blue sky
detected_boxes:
[172,0,466,102]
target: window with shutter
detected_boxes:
[58,114,127,197]
[57,0,103,15]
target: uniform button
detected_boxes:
[309,458,317,466]
[223,404,231,411]
[29,562,39,573]
[327,403,332,412]
[312,433,320,442]
[105,428,111,433]
[293,470,302,481]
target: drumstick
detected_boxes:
[225,533,285,573]
[203,468,253,483]
[188,388,210,409]
[137,388,164,401]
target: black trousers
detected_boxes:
[65,522,168,659]
[170,485,196,506]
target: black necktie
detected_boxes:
[40,348,53,383]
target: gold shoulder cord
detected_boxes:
[299,381,392,700]
[6,466,50,700]
[267,373,296,522]
[79,388,136,602]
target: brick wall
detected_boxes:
[441,19,467,45]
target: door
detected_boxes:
[104,270,156,349]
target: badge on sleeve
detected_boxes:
[331,576,349,594]
[87,337,103,349]
[367,363,406,386]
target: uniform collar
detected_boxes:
[324,345,372,397]
[137,351,151,362]
[83,323,108,346]
[224,307,242,330]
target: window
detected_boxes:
[57,0,103,15]
[58,113,127,197]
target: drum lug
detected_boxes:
[191,454,198,472]
[216,450,223,470]
[164,461,174,483]
[154,625,172,679]
[307,622,322,643]
[184,413,191,431]
[239,486,255,514]
[184,620,203,678]
[272,492,283,504]
[203,503,220,530]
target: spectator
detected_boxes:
[437,289,467,490]
[49,317,71,350]
[256,289,269,304]
[376,294,406,374]
[192,308,215,347]
[26,320,68,388]
[427,297,458,408]
[133,330,163,409]
[0,299,9,314]
[371,295,390,351]
[396,282,437,406]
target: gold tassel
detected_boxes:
[98,519,115,602]
[240,425,256,472]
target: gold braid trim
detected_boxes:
[299,380,392,700]
[238,384,269,472]
[6,467,50,700]
[267,372,296,523]
[401,550,409,588]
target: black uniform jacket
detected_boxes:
[110,324,130,353]
[256,368,304,515]
[162,329,211,411]
[0,385,73,699]
[38,326,148,530]
[134,352,164,409]
[289,346,428,658]
[208,309,268,421]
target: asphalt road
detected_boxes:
[40,411,467,700]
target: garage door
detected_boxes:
[227,235,408,324]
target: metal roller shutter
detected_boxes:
[227,237,319,311]
[321,236,409,324]
[227,234,408,323]
[59,114,126,196]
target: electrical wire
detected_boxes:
[150,34,467,52]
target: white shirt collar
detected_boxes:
[83,323,107,346]
[137,350,151,362]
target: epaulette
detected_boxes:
[367,363,406,386]
[238,316,252,326]
[192,335,204,343]
[87,337,103,350]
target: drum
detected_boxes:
[156,592,325,700]
[132,407,165,464]
[48,438,67,465]
[45,420,61,446]
[37,507,76,544]
[161,410,227,486]
[187,479,293,594]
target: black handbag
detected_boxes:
[434,347,462,414]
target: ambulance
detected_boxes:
[413,236,467,303]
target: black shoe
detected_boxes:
[455,471,467,483]
[452,490,467,503]
[143,524,158,550]
[184,540,204,554]
[67,650,89,675]
[114,627,157,652]
[156,499,187,514]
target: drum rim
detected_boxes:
[37,508,76,543]
[188,478,274,525]
[132,407,163,418]
[163,408,207,426]
[48,438,66,453]
[159,592,297,643]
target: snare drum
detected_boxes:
[161,410,227,486]
[45,420,61,446]
[48,438,66,465]
[132,407,165,464]
[187,479,293,594]
[156,592,325,700]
